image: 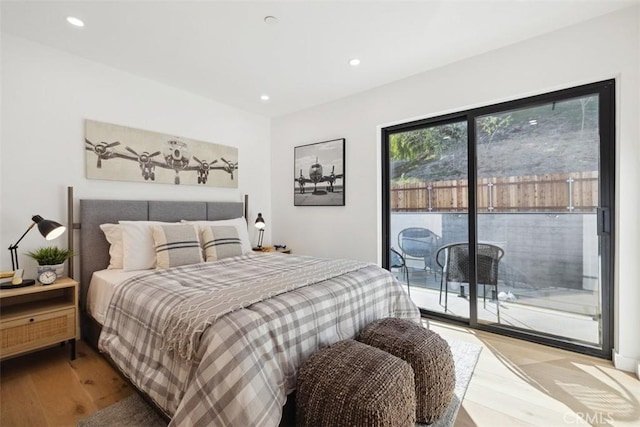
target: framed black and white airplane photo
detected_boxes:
[294,138,345,206]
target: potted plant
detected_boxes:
[26,246,74,278]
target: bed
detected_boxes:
[75,196,420,426]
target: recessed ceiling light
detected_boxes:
[260,94,270,101]
[348,58,361,67]
[264,16,278,25]
[66,16,85,27]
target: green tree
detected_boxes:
[390,122,466,162]
[478,114,512,145]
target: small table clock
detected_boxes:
[37,267,58,285]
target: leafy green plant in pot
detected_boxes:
[26,246,74,282]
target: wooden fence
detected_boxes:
[391,171,598,212]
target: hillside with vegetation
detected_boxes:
[390,96,600,183]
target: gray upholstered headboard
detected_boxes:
[78,199,244,311]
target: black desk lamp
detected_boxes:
[254,213,265,250]
[8,215,66,270]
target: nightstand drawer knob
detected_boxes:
[29,318,34,323]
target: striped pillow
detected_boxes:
[201,225,243,261]
[152,224,203,269]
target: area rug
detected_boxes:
[77,338,481,427]
[77,394,166,427]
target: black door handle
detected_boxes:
[597,207,610,235]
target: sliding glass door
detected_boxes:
[387,118,470,320]
[382,80,614,358]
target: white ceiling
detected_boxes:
[1,1,636,118]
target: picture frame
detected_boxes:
[85,119,238,188]
[294,138,345,206]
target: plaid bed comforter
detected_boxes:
[99,253,420,426]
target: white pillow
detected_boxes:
[119,221,169,271]
[181,217,251,254]
[99,224,123,269]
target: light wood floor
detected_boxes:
[429,321,640,427]
[0,341,134,426]
[1,325,638,426]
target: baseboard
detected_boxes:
[612,349,640,379]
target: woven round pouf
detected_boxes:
[296,339,416,427]
[358,318,455,424]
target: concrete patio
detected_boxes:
[393,268,600,345]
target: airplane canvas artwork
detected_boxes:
[294,138,345,206]
[85,120,238,188]
[85,119,238,188]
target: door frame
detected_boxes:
[381,79,615,359]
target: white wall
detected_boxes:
[0,35,271,277]
[272,7,640,370]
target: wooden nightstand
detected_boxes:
[252,246,292,254]
[0,277,79,361]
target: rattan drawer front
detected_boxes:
[0,308,76,359]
